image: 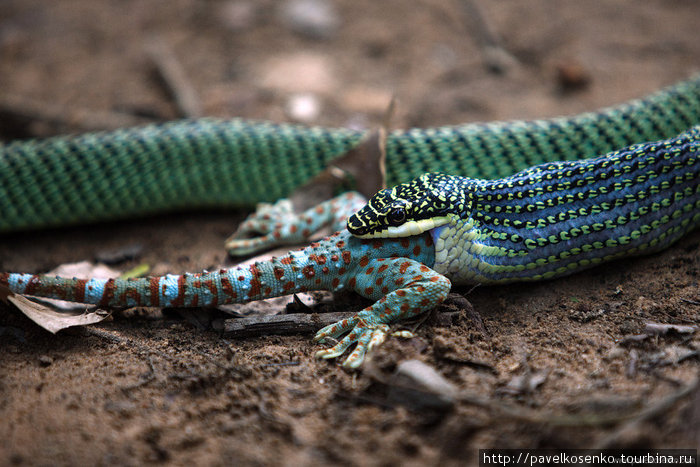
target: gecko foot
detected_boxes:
[314,315,390,369]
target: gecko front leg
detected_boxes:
[225,192,367,256]
[315,256,451,369]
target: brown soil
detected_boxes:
[0,1,699,465]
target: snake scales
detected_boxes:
[1,76,699,232]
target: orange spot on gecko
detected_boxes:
[338,267,346,275]
[331,254,339,262]
[381,286,389,294]
[372,240,383,249]
[424,235,434,246]
[348,277,356,288]
[290,225,298,233]
[413,245,422,256]
[364,287,374,296]
[421,298,431,306]
[365,266,374,275]
[395,277,404,286]
[395,290,407,297]
[429,276,441,282]
[322,266,330,274]
[375,277,383,286]
[378,264,388,273]
[419,265,430,272]
[400,303,410,312]
[400,238,410,248]
[342,251,352,264]
[283,281,295,292]
[302,229,310,236]
[331,278,340,288]
[302,265,315,278]
[399,262,411,274]
[273,267,285,280]
[281,256,293,265]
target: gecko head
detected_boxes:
[347,173,467,238]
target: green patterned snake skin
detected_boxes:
[1,77,700,232]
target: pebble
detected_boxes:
[286,93,321,122]
[279,0,340,39]
[38,355,53,367]
[556,62,591,92]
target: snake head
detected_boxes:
[347,173,469,238]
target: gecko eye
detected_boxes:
[388,207,406,225]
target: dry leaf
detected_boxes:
[1,260,118,332]
[7,293,109,334]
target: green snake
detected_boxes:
[1,76,699,232]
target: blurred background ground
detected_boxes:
[0,1,699,465]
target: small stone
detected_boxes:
[38,355,53,367]
[279,0,340,39]
[95,243,143,265]
[286,93,321,122]
[556,62,591,92]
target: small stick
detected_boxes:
[146,37,202,118]
[457,0,518,74]
[224,311,356,337]
[0,95,149,136]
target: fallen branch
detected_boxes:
[224,311,356,337]
[0,94,149,136]
[146,37,202,118]
[457,0,518,74]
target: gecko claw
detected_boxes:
[315,315,390,369]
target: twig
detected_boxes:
[594,376,699,448]
[121,355,156,392]
[146,37,202,118]
[457,0,518,74]
[0,94,149,136]
[455,376,700,430]
[224,311,356,337]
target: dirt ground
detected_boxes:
[0,0,699,465]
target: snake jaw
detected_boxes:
[352,216,451,238]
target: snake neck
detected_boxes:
[430,126,700,285]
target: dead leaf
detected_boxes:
[7,293,109,334]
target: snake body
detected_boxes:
[349,127,700,284]
[2,77,700,232]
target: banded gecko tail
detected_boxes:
[0,230,449,369]
[0,239,355,309]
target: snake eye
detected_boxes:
[388,207,406,225]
